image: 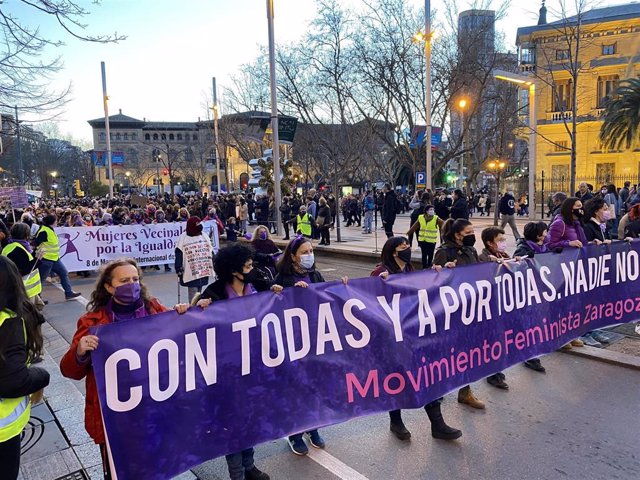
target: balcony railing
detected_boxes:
[519,64,536,73]
[546,111,573,122]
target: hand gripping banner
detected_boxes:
[91,241,640,479]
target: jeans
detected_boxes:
[364,210,373,233]
[225,447,255,480]
[500,214,521,239]
[240,219,248,233]
[38,259,74,296]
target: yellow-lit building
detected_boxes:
[516,2,640,192]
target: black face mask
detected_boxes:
[238,269,258,284]
[397,248,412,263]
[462,233,476,247]
[573,208,584,218]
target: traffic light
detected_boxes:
[163,169,168,176]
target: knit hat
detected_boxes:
[186,216,203,236]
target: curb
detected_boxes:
[563,345,640,371]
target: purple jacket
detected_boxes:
[547,215,587,249]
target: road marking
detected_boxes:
[50,282,89,307]
[306,448,369,480]
[320,268,337,272]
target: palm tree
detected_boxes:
[600,78,640,151]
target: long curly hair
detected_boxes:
[87,258,154,312]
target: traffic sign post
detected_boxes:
[416,171,426,188]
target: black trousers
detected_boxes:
[320,227,330,245]
[418,241,436,269]
[384,221,394,238]
[389,398,442,424]
[282,221,290,239]
[0,434,21,480]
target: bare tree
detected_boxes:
[527,0,599,193]
[0,0,125,114]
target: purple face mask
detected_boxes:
[113,282,141,305]
[259,231,268,240]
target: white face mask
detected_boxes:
[496,240,508,253]
[299,253,315,270]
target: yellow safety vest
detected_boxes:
[1,243,42,297]
[0,309,31,443]
[296,214,312,237]
[37,225,60,261]
[418,215,439,243]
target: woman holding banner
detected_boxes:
[274,235,347,456]
[432,219,486,410]
[0,256,50,480]
[547,198,587,350]
[60,258,190,480]
[196,243,275,480]
[371,236,463,442]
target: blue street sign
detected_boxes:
[416,171,426,186]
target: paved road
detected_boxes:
[43,255,640,480]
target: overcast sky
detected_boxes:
[9,0,630,142]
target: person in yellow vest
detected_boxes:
[34,215,80,301]
[2,223,45,310]
[0,256,50,479]
[295,205,314,239]
[406,204,444,269]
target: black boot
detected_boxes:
[245,466,270,480]
[425,402,462,440]
[390,420,411,441]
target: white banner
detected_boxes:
[54,221,219,272]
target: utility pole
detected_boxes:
[267,0,282,236]
[424,0,433,190]
[101,62,114,198]
[212,77,222,195]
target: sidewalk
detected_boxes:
[18,285,197,480]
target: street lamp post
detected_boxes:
[493,69,537,220]
[125,171,131,191]
[487,160,506,226]
[456,98,470,194]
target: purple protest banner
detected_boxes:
[91,241,640,479]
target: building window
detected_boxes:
[132,133,137,141]
[169,133,175,141]
[554,140,568,152]
[161,133,166,140]
[555,49,570,61]
[597,75,619,108]
[552,79,572,111]
[153,133,158,140]
[124,133,129,141]
[99,132,106,142]
[193,134,198,141]
[596,163,615,185]
[184,134,190,142]
[145,133,150,141]
[602,43,616,55]
[520,47,535,65]
[115,133,121,141]
[177,133,183,141]
[185,148,193,162]
[128,148,138,161]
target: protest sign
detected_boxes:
[91,241,640,479]
[55,221,219,272]
[130,194,148,207]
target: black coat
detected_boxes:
[382,191,398,223]
[0,309,49,400]
[582,219,611,243]
[274,269,325,288]
[450,197,469,220]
